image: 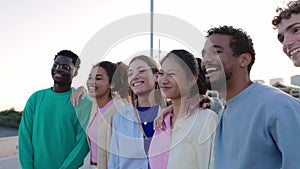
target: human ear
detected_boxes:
[73,68,78,77]
[239,53,251,68]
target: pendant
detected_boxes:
[143,121,147,125]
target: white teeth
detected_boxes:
[206,67,217,72]
[54,74,62,78]
[88,87,96,90]
[290,48,300,56]
[133,82,142,87]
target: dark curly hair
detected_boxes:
[206,25,256,73]
[54,50,81,68]
[272,0,300,29]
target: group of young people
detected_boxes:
[18,1,300,169]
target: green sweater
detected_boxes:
[18,88,91,169]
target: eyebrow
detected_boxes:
[202,44,224,56]
[278,22,300,40]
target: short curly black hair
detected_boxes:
[206,25,256,73]
[272,0,300,29]
[54,50,81,68]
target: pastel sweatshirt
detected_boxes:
[18,88,90,169]
[215,82,300,169]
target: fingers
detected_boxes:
[70,94,79,106]
[154,116,165,130]
[70,86,87,106]
[154,105,173,130]
[201,102,211,109]
[70,95,76,106]
[199,95,211,109]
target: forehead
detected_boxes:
[161,57,182,69]
[90,66,107,75]
[128,59,152,70]
[204,34,231,48]
[278,13,300,33]
[54,55,73,65]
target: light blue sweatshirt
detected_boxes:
[215,82,300,169]
[108,103,162,169]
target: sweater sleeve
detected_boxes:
[18,94,35,169]
[59,120,89,169]
[108,113,120,169]
[58,96,92,169]
[268,98,300,169]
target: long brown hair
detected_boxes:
[128,55,167,109]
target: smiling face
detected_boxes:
[157,57,194,101]
[127,59,156,97]
[51,55,76,86]
[86,66,111,99]
[202,34,237,89]
[278,13,300,67]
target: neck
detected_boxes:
[137,95,151,107]
[96,95,113,108]
[137,91,158,107]
[171,94,189,126]
[225,78,253,100]
[52,83,71,93]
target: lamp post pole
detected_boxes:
[150,0,154,58]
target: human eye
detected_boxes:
[61,64,71,71]
[95,76,103,81]
[127,71,132,77]
[213,48,222,54]
[168,72,176,77]
[139,69,147,73]
[278,34,284,43]
[52,63,58,69]
[293,27,300,34]
[87,74,92,80]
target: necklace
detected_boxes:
[138,106,158,126]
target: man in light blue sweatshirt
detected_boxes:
[202,25,300,169]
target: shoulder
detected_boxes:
[197,108,218,121]
[190,108,218,143]
[28,88,50,100]
[113,103,136,123]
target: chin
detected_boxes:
[294,62,300,67]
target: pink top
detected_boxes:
[148,112,172,169]
[87,99,114,163]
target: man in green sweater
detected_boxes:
[18,50,90,169]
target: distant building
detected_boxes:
[270,78,284,85]
[253,79,265,84]
[272,81,300,99]
[291,75,300,87]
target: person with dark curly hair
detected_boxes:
[18,50,90,169]
[272,0,300,67]
[202,25,300,169]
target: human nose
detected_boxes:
[157,73,168,84]
[202,52,212,65]
[131,71,140,79]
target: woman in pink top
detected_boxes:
[71,61,130,169]
[149,50,218,169]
